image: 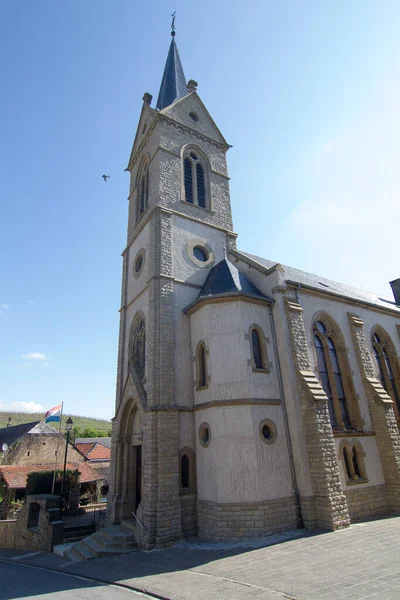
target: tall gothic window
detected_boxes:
[183,150,207,208]
[137,161,149,220]
[313,318,356,429]
[372,329,400,423]
[252,329,263,369]
[130,314,145,381]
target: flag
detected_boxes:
[45,404,62,423]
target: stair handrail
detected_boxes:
[132,511,147,531]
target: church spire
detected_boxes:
[156,15,187,111]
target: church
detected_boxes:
[109,28,400,550]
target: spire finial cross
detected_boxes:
[171,11,176,36]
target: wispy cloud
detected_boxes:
[0,400,44,413]
[272,76,400,299]
[20,352,47,361]
[0,304,9,316]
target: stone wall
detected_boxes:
[180,494,197,538]
[14,494,63,552]
[198,496,297,541]
[285,299,350,530]
[345,484,389,521]
[0,520,16,548]
[3,434,83,467]
[348,313,400,512]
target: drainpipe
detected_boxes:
[269,302,304,529]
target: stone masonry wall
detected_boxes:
[348,313,400,512]
[345,484,389,521]
[14,494,63,552]
[198,496,297,542]
[180,494,197,538]
[285,300,350,530]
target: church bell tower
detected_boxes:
[110,22,236,549]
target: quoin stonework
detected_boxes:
[109,30,400,549]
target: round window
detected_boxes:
[199,422,211,447]
[133,249,145,278]
[259,419,277,445]
[189,112,199,122]
[135,255,143,273]
[193,246,208,262]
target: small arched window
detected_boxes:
[130,313,145,381]
[183,150,207,208]
[341,443,367,483]
[252,329,263,369]
[137,161,149,220]
[313,317,357,430]
[179,447,196,494]
[249,325,269,372]
[372,329,400,423]
[196,342,207,389]
[181,455,190,489]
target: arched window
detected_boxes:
[137,161,149,220]
[183,150,207,208]
[372,328,400,423]
[252,329,263,369]
[249,325,269,372]
[340,442,367,483]
[313,317,357,429]
[181,455,190,489]
[129,313,145,381]
[196,342,207,389]
[179,447,196,494]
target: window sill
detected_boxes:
[252,368,270,374]
[181,200,214,214]
[333,429,372,437]
[346,478,369,486]
[196,385,208,392]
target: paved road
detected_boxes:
[0,559,150,600]
[1,517,400,600]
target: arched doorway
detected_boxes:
[113,398,142,522]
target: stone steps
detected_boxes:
[60,524,138,562]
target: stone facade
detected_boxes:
[110,36,400,549]
[13,494,63,552]
[345,484,389,521]
[198,497,298,541]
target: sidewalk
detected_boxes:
[1,516,400,600]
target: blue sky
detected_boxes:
[1,1,399,419]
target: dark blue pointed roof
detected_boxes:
[156,37,187,110]
[184,256,272,313]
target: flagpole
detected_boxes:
[51,402,64,495]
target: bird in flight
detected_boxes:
[102,174,110,182]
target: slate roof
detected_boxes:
[185,256,272,313]
[0,463,103,489]
[240,251,400,313]
[156,36,187,110]
[75,437,112,449]
[0,422,40,450]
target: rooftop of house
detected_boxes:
[0,462,102,489]
[75,442,111,462]
[75,437,112,448]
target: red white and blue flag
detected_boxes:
[45,404,62,423]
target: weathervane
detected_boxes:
[171,11,176,36]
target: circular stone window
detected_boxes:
[193,245,208,262]
[199,422,211,447]
[189,112,199,122]
[133,248,145,279]
[259,419,277,445]
[187,239,215,268]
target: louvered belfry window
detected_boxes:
[137,162,149,220]
[184,151,207,208]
